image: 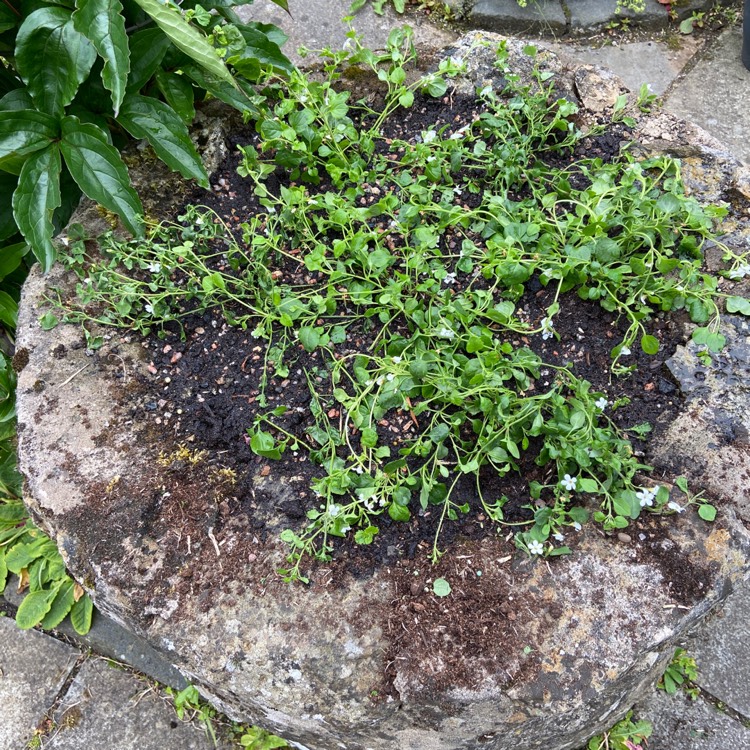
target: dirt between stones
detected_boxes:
[48,90,726,696]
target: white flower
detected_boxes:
[328,504,343,518]
[376,376,385,386]
[620,345,631,356]
[561,474,577,491]
[60,236,70,247]
[729,263,750,280]
[423,130,437,144]
[528,540,544,556]
[144,303,154,314]
[572,522,582,531]
[354,466,364,474]
[636,487,657,507]
[540,317,555,340]
[392,356,402,364]
[148,262,161,273]
[386,373,395,381]
[553,532,565,542]
[443,273,457,285]
[595,397,608,410]
[667,500,686,513]
[437,326,455,340]
[195,215,204,225]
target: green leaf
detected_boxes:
[181,63,256,114]
[228,26,293,74]
[127,29,172,92]
[249,430,281,460]
[0,109,59,174]
[72,0,130,116]
[60,116,143,237]
[354,526,379,545]
[388,502,410,522]
[39,312,59,330]
[0,290,18,330]
[698,504,717,522]
[16,588,57,629]
[0,3,16,33]
[116,94,208,188]
[692,327,726,352]
[0,241,27,281]
[640,334,659,355]
[69,592,93,634]
[12,145,62,271]
[360,427,378,448]
[0,172,19,242]
[298,326,320,352]
[154,69,195,123]
[40,580,76,629]
[131,0,236,87]
[0,89,35,112]
[15,8,96,117]
[432,577,451,597]
[726,296,750,316]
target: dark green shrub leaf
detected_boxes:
[117,94,208,187]
[40,580,76,629]
[0,3,16,33]
[0,109,59,174]
[15,8,96,117]
[228,26,293,75]
[60,116,143,236]
[0,290,18,329]
[181,63,257,114]
[154,69,195,123]
[72,0,130,116]
[0,172,19,242]
[12,144,62,271]
[16,588,57,629]
[131,0,236,86]
[0,89,35,111]
[70,592,93,634]
[127,29,171,92]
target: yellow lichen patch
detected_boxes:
[211,467,238,486]
[157,444,208,467]
[105,475,120,494]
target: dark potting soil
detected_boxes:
[127,92,697,600]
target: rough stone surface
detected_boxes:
[469,0,566,35]
[664,28,750,166]
[44,659,222,750]
[689,578,750,718]
[14,33,750,750]
[0,617,80,750]
[633,687,750,749]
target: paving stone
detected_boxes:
[633,687,750,749]
[44,659,223,750]
[664,27,750,164]
[468,0,567,35]
[0,617,80,750]
[546,37,702,95]
[689,579,750,719]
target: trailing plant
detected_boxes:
[57,35,747,580]
[586,711,652,750]
[0,0,292,275]
[658,647,700,699]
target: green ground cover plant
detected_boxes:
[58,32,749,581]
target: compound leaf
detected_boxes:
[116,93,208,187]
[72,0,130,116]
[12,144,62,271]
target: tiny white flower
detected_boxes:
[195,215,204,225]
[729,263,750,280]
[443,273,457,285]
[423,130,437,144]
[636,488,655,507]
[553,532,565,542]
[148,262,162,273]
[620,345,631,356]
[376,376,385,386]
[144,303,154,314]
[386,373,395,381]
[595,397,608,410]
[540,317,555,340]
[572,522,582,531]
[60,236,70,247]
[561,474,577,491]
[392,356,402,364]
[437,326,455,340]
[667,500,685,513]
[450,129,466,140]
[453,186,463,196]
[340,525,351,533]
[528,540,544,556]
[354,466,364,474]
[328,503,343,518]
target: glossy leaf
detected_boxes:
[0,109,59,175]
[72,0,130,115]
[12,145,62,271]
[130,0,235,87]
[181,63,257,114]
[0,172,18,241]
[154,69,195,123]
[126,28,171,92]
[0,3,16,33]
[0,242,30,279]
[117,94,208,187]
[60,116,143,236]
[228,26,293,74]
[15,7,96,117]
[0,89,35,111]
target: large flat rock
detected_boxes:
[15,34,750,750]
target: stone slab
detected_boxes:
[237,0,457,67]
[546,37,702,95]
[567,0,709,31]
[689,578,750,719]
[0,617,80,750]
[44,659,223,750]
[664,27,750,165]
[633,687,750,749]
[468,0,566,35]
